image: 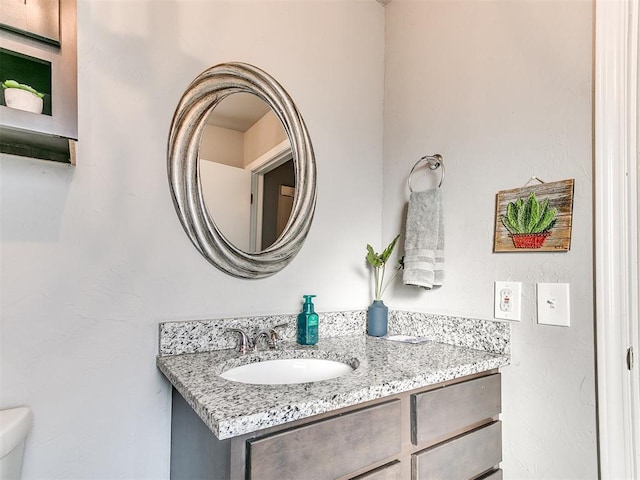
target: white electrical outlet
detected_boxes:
[537,283,570,327]
[494,281,521,321]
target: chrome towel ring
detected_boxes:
[408,154,445,192]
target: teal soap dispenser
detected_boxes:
[297,295,319,345]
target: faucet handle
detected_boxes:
[254,324,286,350]
[267,323,287,349]
[225,328,254,354]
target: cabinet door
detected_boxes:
[247,400,402,480]
[0,0,60,43]
[412,421,502,480]
[412,374,501,446]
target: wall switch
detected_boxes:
[494,281,521,321]
[536,283,570,327]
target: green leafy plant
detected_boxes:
[366,234,403,301]
[2,80,44,98]
[501,192,557,235]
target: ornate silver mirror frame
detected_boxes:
[167,63,317,278]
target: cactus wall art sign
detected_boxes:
[493,179,574,252]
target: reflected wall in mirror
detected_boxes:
[168,62,316,279]
[199,93,295,253]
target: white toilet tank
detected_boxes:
[0,407,32,480]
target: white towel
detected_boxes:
[402,188,444,289]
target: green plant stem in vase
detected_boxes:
[366,234,402,300]
[365,234,403,336]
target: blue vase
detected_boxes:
[367,300,388,337]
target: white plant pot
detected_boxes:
[3,88,43,114]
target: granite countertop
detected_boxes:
[157,334,510,440]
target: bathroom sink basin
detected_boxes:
[220,358,355,385]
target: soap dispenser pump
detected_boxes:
[297,295,319,345]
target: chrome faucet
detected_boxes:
[224,328,255,354]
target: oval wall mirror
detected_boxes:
[168,63,317,278]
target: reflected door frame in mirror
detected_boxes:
[168,62,317,279]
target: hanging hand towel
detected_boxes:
[402,188,444,289]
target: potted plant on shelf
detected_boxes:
[365,234,403,336]
[2,80,44,114]
[501,192,558,248]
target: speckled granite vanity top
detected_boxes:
[157,332,509,439]
[157,310,511,440]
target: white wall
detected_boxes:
[244,110,288,165]
[0,1,385,478]
[200,124,244,167]
[383,1,596,478]
[199,160,252,252]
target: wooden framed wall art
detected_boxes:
[493,179,574,252]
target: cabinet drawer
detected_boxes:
[351,460,402,480]
[412,374,501,445]
[412,421,502,480]
[247,400,402,480]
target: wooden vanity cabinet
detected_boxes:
[247,400,402,480]
[170,372,502,479]
[410,374,502,480]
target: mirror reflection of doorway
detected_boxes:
[198,92,295,253]
[259,159,295,250]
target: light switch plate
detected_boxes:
[494,281,521,321]
[537,283,570,327]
